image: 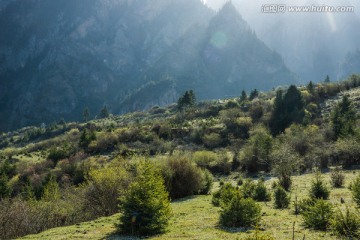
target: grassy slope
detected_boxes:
[20,170,359,240]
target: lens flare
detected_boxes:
[210,31,228,49]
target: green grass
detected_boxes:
[20,170,360,240]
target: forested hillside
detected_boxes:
[0,75,359,239]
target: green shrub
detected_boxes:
[87,132,117,153]
[220,194,261,228]
[241,179,256,199]
[333,137,360,167]
[208,151,232,175]
[239,126,272,173]
[274,186,290,209]
[199,169,213,195]
[309,171,330,200]
[118,160,171,236]
[252,179,271,202]
[330,167,345,188]
[350,174,360,208]
[192,150,218,169]
[48,145,71,162]
[202,133,223,149]
[302,199,333,230]
[270,144,300,191]
[212,183,238,207]
[159,154,207,199]
[83,161,131,216]
[331,207,360,238]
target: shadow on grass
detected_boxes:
[172,195,198,203]
[102,231,141,240]
[217,225,251,234]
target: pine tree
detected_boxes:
[99,105,110,119]
[269,86,305,136]
[240,90,247,102]
[0,173,11,199]
[283,85,305,123]
[118,160,171,236]
[83,107,90,122]
[177,90,196,110]
[249,89,259,100]
[307,81,315,93]
[269,90,285,135]
[331,95,356,139]
[324,75,330,83]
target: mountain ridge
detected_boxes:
[0,0,295,131]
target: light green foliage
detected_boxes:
[42,177,60,201]
[202,132,222,149]
[84,160,131,216]
[309,171,330,200]
[350,174,360,208]
[118,160,171,236]
[220,193,261,228]
[330,167,345,188]
[273,186,290,209]
[270,143,300,191]
[199,169,213,195]
[240,126,272,172]
[193,150,218,169]
[331,207,360,238]
[301,199,333,230]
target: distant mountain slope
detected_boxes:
[0,0,295,131]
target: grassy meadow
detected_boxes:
[21,169,360,240]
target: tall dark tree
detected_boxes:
[331,95,356,139]
[99,105,110,119]
[177,90,196,110]
[83,107,90,122]
[307,81,315,93]
[269,86,305,136]
[240,90,247,102]
[269,90,285,135]
[324,75,330,83]
[283,85,305,123]
[249,89,259,100]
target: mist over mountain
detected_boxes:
[0,0,294,131]
[207,0,360,82]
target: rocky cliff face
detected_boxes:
[0,0,295,131]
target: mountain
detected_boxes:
[339,49,360,78]
[0,0,295,131]
[205,0,360,83]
